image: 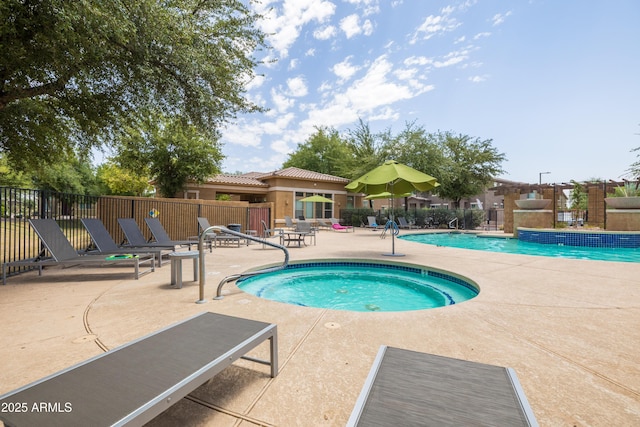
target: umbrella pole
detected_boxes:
[384,182,404,257]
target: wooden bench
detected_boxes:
[0,312,277,426]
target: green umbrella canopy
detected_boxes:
[364,191,412,200]
[345,160,439,195]
[299,195,335,203]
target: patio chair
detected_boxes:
[81,218,169,268]
[347,346,538,426]
[261,220,282,239]
[145,218,200,249]
[1,219,155,285]
[118,218,185,251]
[284,215,296,229]
[330,218,353,232]
[365,216,382,230]
[0,312,277,426]
[294,220,316,245]
[316,219,332,231]
[197,217,244,248]
[397,217,417,229]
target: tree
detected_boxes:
[96,162,152,196]
[343,119,388,180]
[31,155,101,195]
[431,132,506,208]
[0,0,267,171]
[115,114,223,197]
[0,155,31,188]
[569,180,588,227]
[388,121,444,180]
[282,126,352,176]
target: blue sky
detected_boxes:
[220,0,640,184]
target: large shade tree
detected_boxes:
[115,113,223,197]
[432,131,506,208]
[0,0,267,170]
[282,126,352,176]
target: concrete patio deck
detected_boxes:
[1,228,639,426]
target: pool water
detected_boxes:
[400,232,640,263]
[237,262,478,312]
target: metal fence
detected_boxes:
[1,187,270,281]
[338,207,503,230]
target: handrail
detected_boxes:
[196,225,289,303]
[448,217,459,229]
[380,220,399,239]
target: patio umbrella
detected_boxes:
[346,160,439,256]
[299,195,334,203]
[364,191,412,200]
[298,194,334,222]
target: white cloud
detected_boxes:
[287,76,308,97]
[300,55,434,130]
[305,48,316,56]
[340,14,362,38]
[469,75,488,83]
[411,12,460,43]
[270,88,295,113]
[434,47,472,68]
[404,56,433,66]
[362,19,374,36]
[492,11,512,26]
[288,59,299,70]
[314,25,337,40]
[473,32,491,40]
[332,56,360,81]
[344,0,381,15]
[257,0,336,58]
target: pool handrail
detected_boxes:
[195,225,289,303]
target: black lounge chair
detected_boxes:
[118,218,199,252]
[0,312,278,426]
[1,219,155,285]
[81,218,170,268]
[348,346,538,426]
[144,217,199,249]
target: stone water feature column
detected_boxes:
[512,199,553,238]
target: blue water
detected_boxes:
[400,232,640,263]
[237,262,478,312]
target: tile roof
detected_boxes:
[204,167,349,187]
[254,167,350,183]
[205,174,269,187]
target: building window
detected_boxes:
[295,192,333,219]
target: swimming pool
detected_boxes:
[400,232,640,263]
[237,261,478,312]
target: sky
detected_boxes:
[220,0,640,185]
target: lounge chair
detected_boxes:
[316,219,332,231]
[397,217,417,229]
[0,312,278,426]
[330,218,353,232]
[197,217,243,248]
[118,218,199,252]
[364,216,382,230]
[348,346,538,426]
[1,219,155,285]
[145,218,200,249]
[81,218,169,268]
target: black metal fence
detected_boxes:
[338,207,498,230]
[1,187,270,282]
